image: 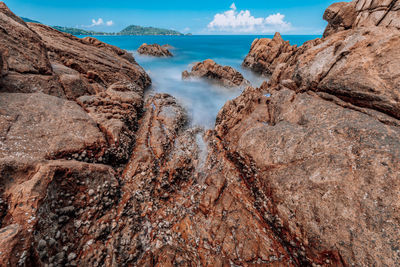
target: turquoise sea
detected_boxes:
[85,35,319,128]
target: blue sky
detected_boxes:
[6,0,340,34]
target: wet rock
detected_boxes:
[183,59,250,88]
[137,43,173,57]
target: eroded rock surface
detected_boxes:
[242,32,298,76]
[0,93,106,161]
[214,86,400,266]
[0,7,150,98]
[183,59,250,88]
[137,43,173,57]
[323,0,400,37]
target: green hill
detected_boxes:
[21,17,41,24]
[52,26,111,36]
[20,16,189,36]
[119,25,183,36]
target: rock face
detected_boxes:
[323,0,400,37]
[183,59,251,88]
[137,43,173,57]
[0,8,151,99]
[214,86,400,266]
[0,93,106,161]
[242,32,297,76]
[1,1,400,266]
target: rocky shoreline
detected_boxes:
[0,0,400,266]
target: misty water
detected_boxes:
[87,35,317,128]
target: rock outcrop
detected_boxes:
[323,0,400,37]
[137,43,173,57]
[0,7,151,99]
[183,59,251,88]
[242,32,297,76]
[1,0,400,266]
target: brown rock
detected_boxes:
[324,0,400,37]
[137,43,173,57]
[183,59,250,88]
[269,27,400,120]
[77,81,144,164]
[0,3,51,75]
[214,85,400,266]
[0,2,64,96]
[0,159,119,266]
[28,23,151,94]
[0,224,27,266]
[242,32,297,76]
[323,1,357,37]
[0,92,106,161]
[52,62,95,99]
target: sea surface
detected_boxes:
[82,35,319,128]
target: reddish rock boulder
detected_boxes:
[0,3,65,97]
[77,81,144,164]
[183,59,251,88]
[0,3,51,75]
[268,27,400,120]
[137,43,173,57]
[324,0,400,37]
[0,92,106,161]
[242,32,297,76]
[0,159,119,266]
[214,85,400,266]
[29,23,151,95]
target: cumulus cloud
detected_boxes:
[91,18,104,26]
[84,18,114,27]
[207,3,291,33]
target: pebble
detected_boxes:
[48,238,56,247]
[68,252,77,261]
[37,239,47,251]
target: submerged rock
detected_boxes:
[137,43,173,57]
[182,59,250,88]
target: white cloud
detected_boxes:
[207,3,292,33]
[84,18,114,28]
[91,18,104,26]
[182,27,191,32]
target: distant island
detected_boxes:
[21,17,190,36]
[21,17,41,24]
